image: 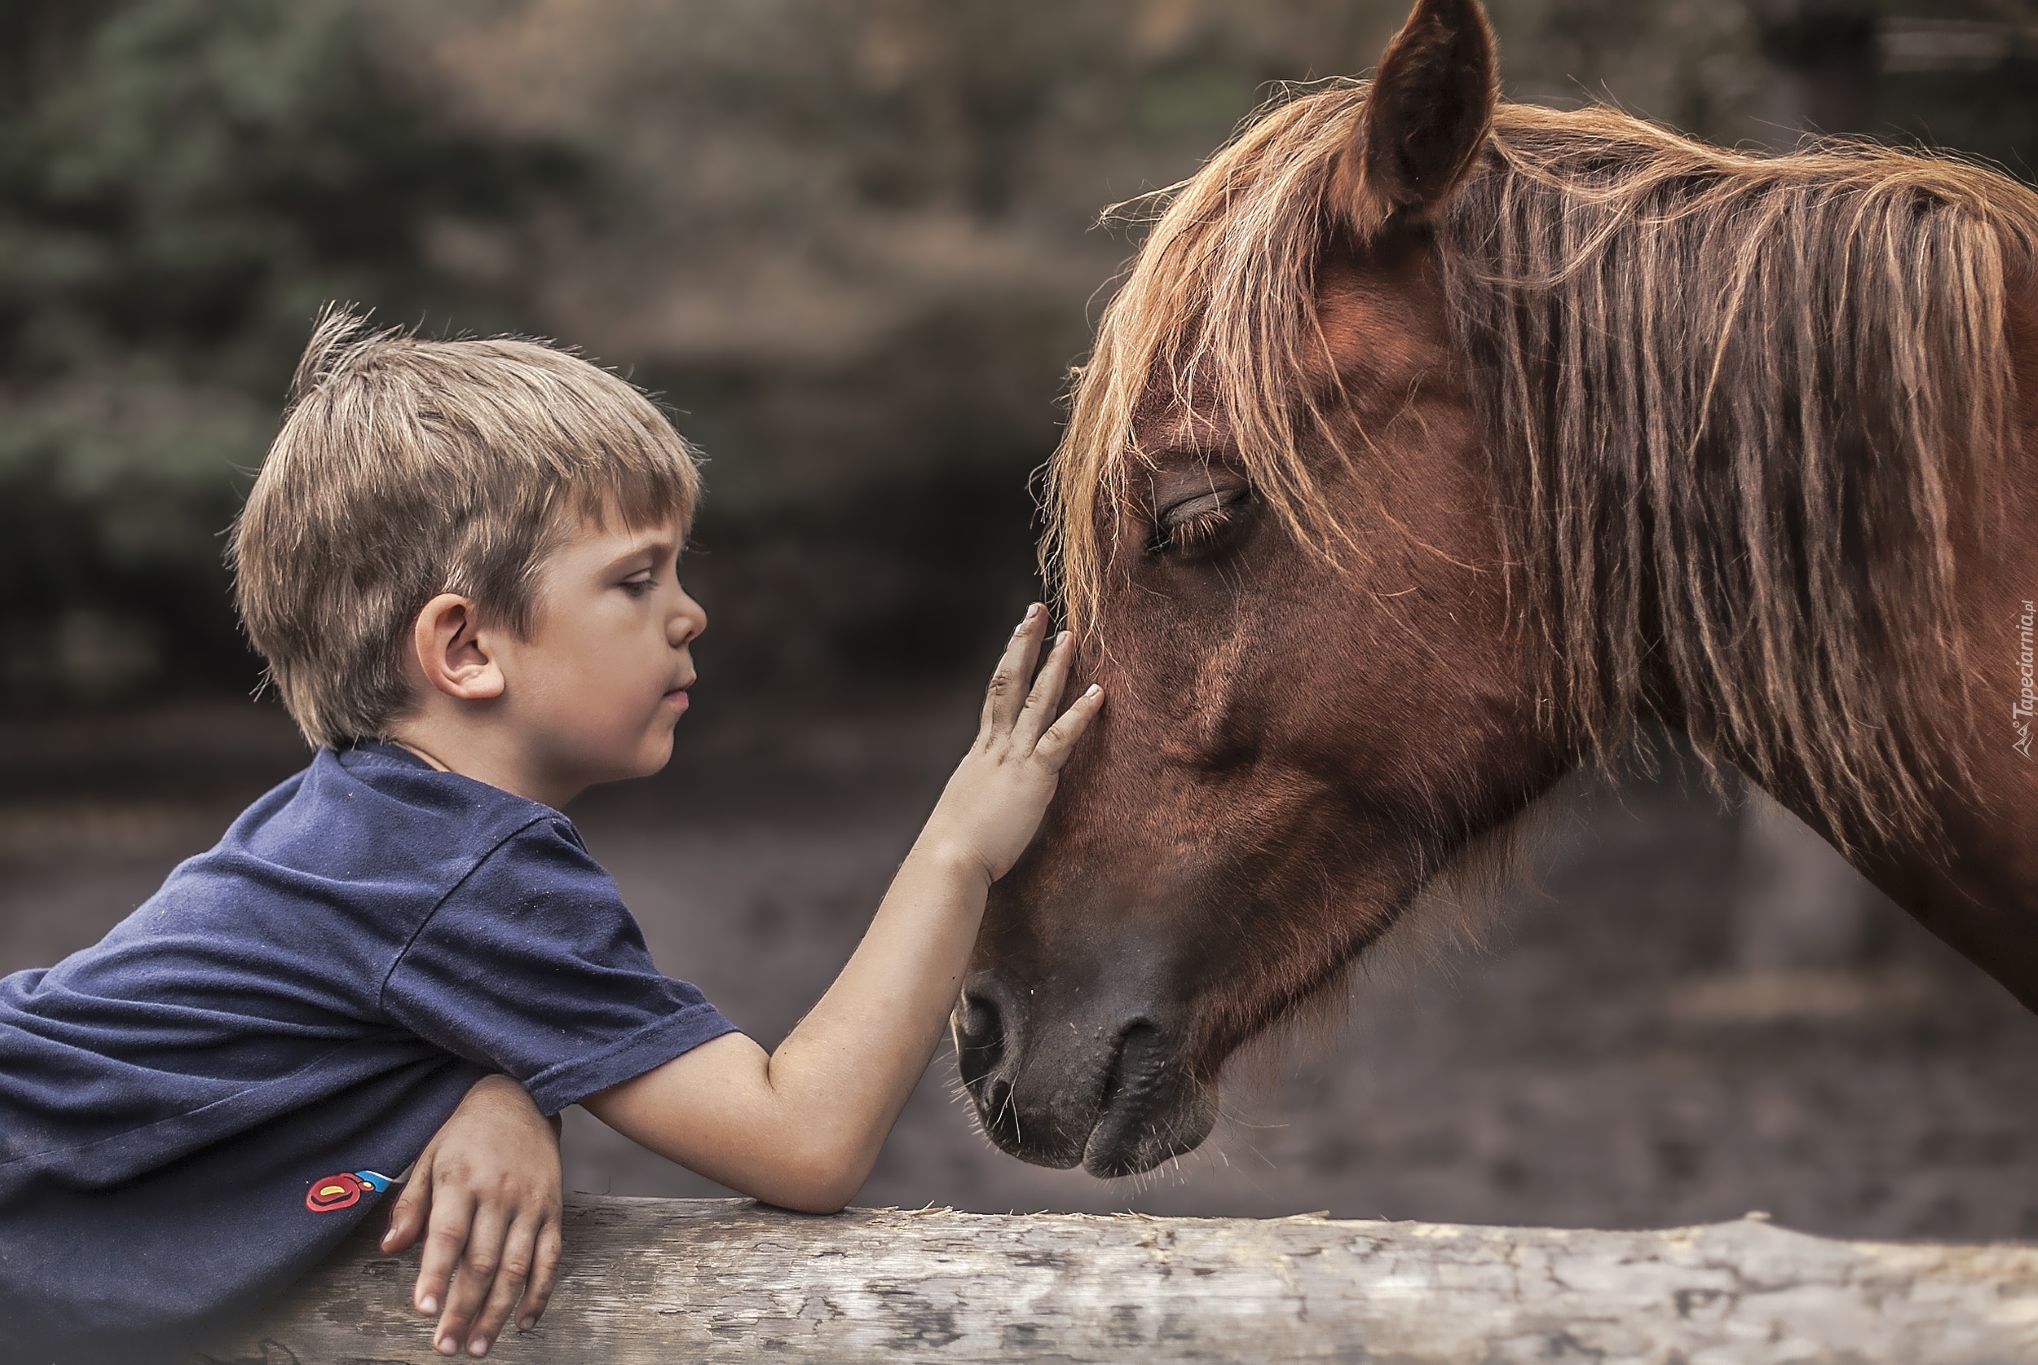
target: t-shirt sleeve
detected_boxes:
[381,817,738,1115]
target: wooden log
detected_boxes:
[198,1194,2038,1364]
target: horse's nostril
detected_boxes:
[954,989,1005,1089]
[957,984,1028,1149]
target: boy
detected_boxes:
[0,311,1102,1363]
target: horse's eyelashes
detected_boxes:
[1168,506,1232,550]
[1150,487,1251,557]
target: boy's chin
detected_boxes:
[633,727,678,777]
[569,731,675,792]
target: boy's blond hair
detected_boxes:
[232,308,702,749]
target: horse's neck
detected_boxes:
[1672,256,2038,1009]
[1822,259,2038,1004]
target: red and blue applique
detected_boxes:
[304,1169,393,1212]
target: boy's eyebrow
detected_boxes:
[601,532,679,572]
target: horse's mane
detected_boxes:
[1047,81,2038,845]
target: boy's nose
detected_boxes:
[671,592,706,645]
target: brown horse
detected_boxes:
[957,0,2038,1179]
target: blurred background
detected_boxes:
[5,0,2038,1238]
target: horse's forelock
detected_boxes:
[1046,81,1376,633]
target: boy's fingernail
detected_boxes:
[1084,684,1101,697]
[1058,630,1072,646]
[1025,603,1040,619]
[419,1295,438,1314]
[436,1336,456,1356]
[470,1337,490,1357]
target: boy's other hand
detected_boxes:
[924,604,1104,883]
[380,1074,564,1357]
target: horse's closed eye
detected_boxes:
[1150,487,1251,557]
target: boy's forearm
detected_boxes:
[760,842,990,1183]
[586,842,989,1212]
[588,610,1099,1212]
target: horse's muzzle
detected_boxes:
[954,969,1215,1178]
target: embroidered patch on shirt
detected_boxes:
[304,1170,392,1213]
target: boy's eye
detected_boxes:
[620,575,655,596]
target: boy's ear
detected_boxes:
[412,594,505,702]
[1336,0,1498,238]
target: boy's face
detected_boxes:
[495,511,703,795]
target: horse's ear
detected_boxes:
[1338,0,1498,237]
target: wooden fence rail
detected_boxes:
[199,1194,2038,1363]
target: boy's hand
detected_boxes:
[922,604,1104,883]
[582,605,1100,1214]
[380,1074,564,1358]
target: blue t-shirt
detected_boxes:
[0,742,737,1364]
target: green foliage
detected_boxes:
[3,0,2033,708]
[0,0,577,700]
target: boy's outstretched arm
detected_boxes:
[583,605,1101,1213]
[380,1073,563,1358]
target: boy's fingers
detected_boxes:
[517,1219,564,1332]
[383,1173,431,1254]
[1032,685,1104,770]
[982,605,1046,736]
[464,1218,540,1355]
[1015,632,1075,745]
[414,1188,475,1319]
[435,1205,508,1354]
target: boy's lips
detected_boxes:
[664,684,691,711]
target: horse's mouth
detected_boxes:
[964,1016,1215,1178]
[1078,1021,1213,1177]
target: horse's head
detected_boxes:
[957,0,1578,1177]
[961,0,2022,1175]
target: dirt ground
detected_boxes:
[5,694,2037,1242]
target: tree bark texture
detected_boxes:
[198,1194,2038,1364]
